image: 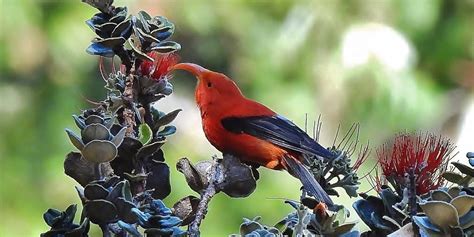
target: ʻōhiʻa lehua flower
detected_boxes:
[377,133,456,195]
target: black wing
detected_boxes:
[221,115,334,160]
[282,155,333,205]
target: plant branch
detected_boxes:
[407,168,420,237]
[122,73,136,137]
[100,224,111,237]
[188,156,222,237]
[94,163,103,180]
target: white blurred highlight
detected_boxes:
[152,93,218,158]
[275,5,315,61]
[341,23,415,71]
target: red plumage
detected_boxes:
[171,63,334,204]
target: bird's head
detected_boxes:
[171,63,244,109]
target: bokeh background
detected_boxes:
[1,0,473,236]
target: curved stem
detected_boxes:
[100,224,111,237]
[94,163,103,180]
[188,157,221,237]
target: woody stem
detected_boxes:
[188,156,222,237]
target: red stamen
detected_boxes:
[376,133,455,194]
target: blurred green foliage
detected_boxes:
[0,0,472,236]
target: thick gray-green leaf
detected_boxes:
[111,126,127,147]
[81,123,111,144]
[419,201,459,229]
[452,162,474,177]
[66,129,85,151]
[450,195,474,217]
[176,158,206,194]
[86,42,115,57]
[82,140,118,163]
[157,125,176,137]
[431,190,452,202]
[136,141,165,161]
[172,195,200,226]
[84,199,118,224]
[459,210,474,229]
[96,22,117,35]
[448,187,462,198]
[154,109,181,130]
[109,7,128,24]
[112,19,132,38]
[117,220,142,237]
[72,115,86,129]
[412,216,443,236]
[150,41,181,53]
[136,28,159,43]
[64,152,113,186]
[240,219,264,235]
[137,11,151,32]
[82,0,113,12]
[84,183,109,200]
[332,222,357,236]
[114,197,137,224]
[84,115,104,125]
[442,171,465,184]
[129,39,153,61]
[96,37,126,48]
[342,185,359,198]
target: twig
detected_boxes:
[122,81,136,137]
[294,204,308,237]
[188,156,222,236]
[407,168,420,237]
[108,223,127,237]
[100,224,111,237]
[94,163,103,180]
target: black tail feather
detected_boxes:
[282,155,334,205]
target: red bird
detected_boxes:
[171,63,335,205]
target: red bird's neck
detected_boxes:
[193,74,276,119]
[196,92,275,120]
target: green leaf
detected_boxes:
[153,109,181,130]
[65,129,85,151]
[442,171,464,184]
[458,175,473,187]
[111,126,127,147]
[138,123,152,144]
[43,208,62,227]
[82,140,118,163]
[157,125,176,137]
[431,190,452,202]
[63,204,78,225]
[450,195,474,217]
[332,222,357,235]
[95,37,127,48]
[117,220,142,237]
[128,39,153,61]
[342,185,359,198]
[82,0,113,12]
[452,162,474,177]
[419,201,459,229]
[150,41,181,53]
[136,28,159,43]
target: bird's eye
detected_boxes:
[207,82,212,87]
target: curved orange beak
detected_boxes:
[170,63,209,80]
